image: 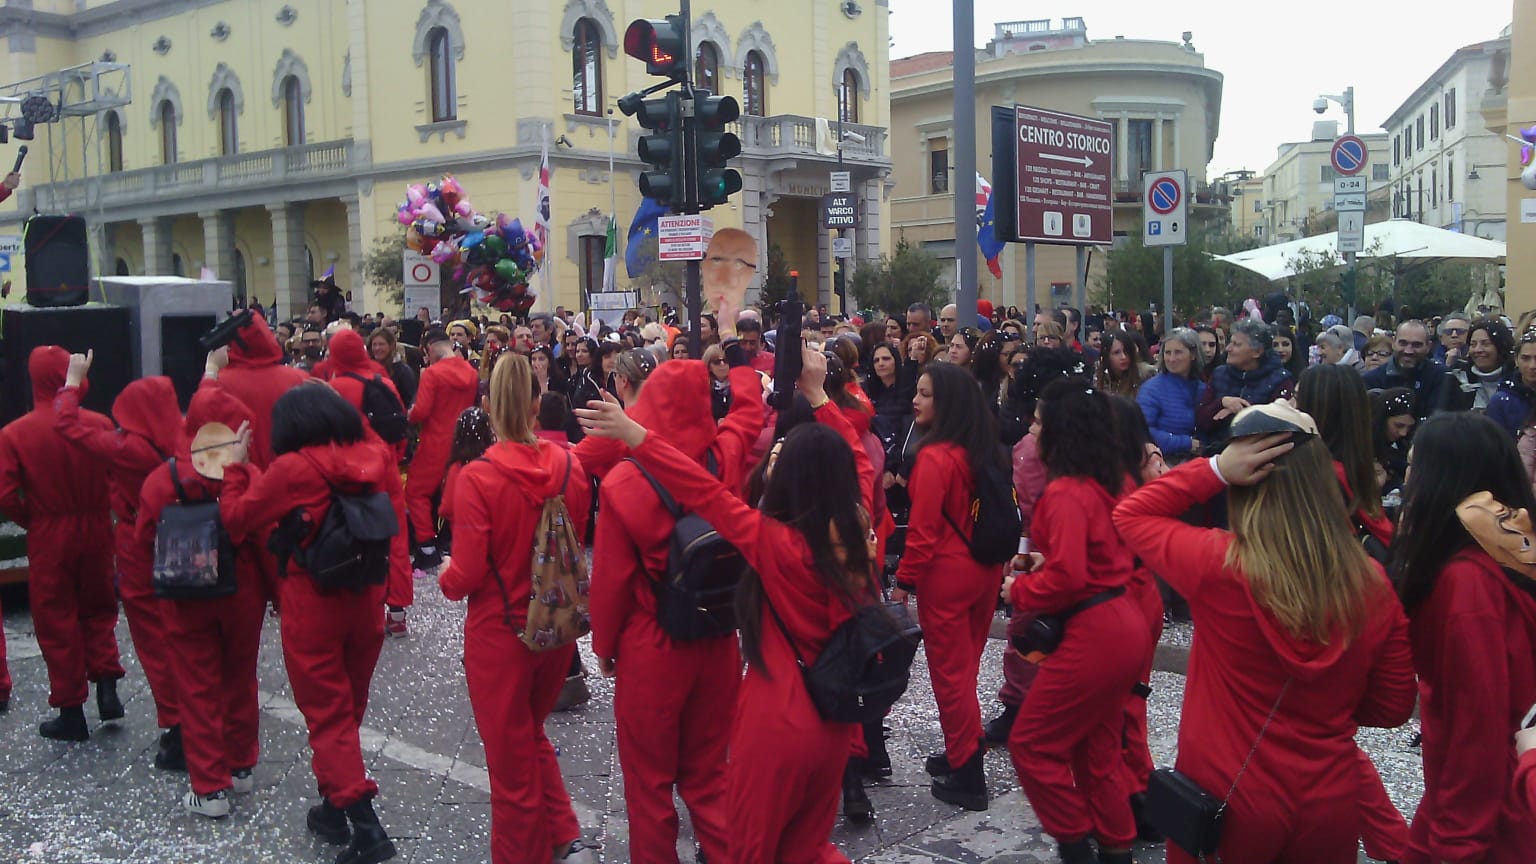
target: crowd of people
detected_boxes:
[1,241,1535,864]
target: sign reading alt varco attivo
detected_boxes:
[1012,105,1113,246]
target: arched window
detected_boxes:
[158,100,177,164]
[172,253,185,277]
[839,69,859,124]
[282,76,305,146]
[695,43,719,95]
[572,18,603,116]
[232,248,248,306]
[217,88,238,155]
[106,112,123,172]
[743,50,767,117]
[114,257,130,276]
[427,26,456,122]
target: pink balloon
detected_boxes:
[454,200,474,218]
[396,206,415,226]
[406,185,426,207]
[431,237,461,264]
[417,203,445,224]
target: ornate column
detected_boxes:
[138,216,171,276]
[266,203,309,319]
[342,194,366,314]
[199,209,237,287]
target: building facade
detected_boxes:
[1383,36,1510,241]
[1259,123,1389,243]
[0,0,892,316]
[888,19,1224,311]
[1484,18,1534,314]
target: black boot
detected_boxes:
[1129,792,1161,842]
[983,703,1019,748]
[307,799,351,844]
[930,747,988,811]
[924,751,955,777]
[1058,838,1096,864]
[842,758,874,824]
[39,705,88,741]
[155,725,187,771]
[338,797,396,864]
[1097,850,1133,864]
[861,721,891,779]
[95,678,124,721]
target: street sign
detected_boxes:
[0,253,10,272]
[821,193,859,229]
[403,250,439,288]
[1012,104,1113,245]
[832,236,853,258]
[1334,176,1367,195]
[589,291,638,310]
[1334,193,1367,212]
[656,213,713,261]
[1142,169,1189,247]
[0,236,19,256]
[1337,211,1366,253]
[1330,135,1368,177]
[830,171,851,193]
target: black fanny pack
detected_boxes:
[1010,586,1125,663]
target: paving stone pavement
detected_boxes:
[0,582,1421,863]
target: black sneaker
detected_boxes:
[39,706,89,741]
[983,703,1019,748]
[95,678,124,722]
[155,726,187,771]
[924,751,953,777]
[1058,838,1096,864]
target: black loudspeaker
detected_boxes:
[1,305,132,425]
[161,314,217,410]
[398,319,425,350]
[23,216,91,308]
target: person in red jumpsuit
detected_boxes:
[135,379,266,819]
[216,314,310,469]
[406,329,479,570]
[55,352,185,765]
[894,362,1006,812]
[438,354,595,864]
[1390,412,1536,864]
[0,346,121,740]
[577,347,874,864]
[1113,411,1416,864]
[324,329,412,636]
[590,338,765,863]
[219,383,398,864]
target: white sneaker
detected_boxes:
[184,789,231,819]
[230,768,253,795]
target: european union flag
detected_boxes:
[626,197,667,278]
[977,192,1004,279]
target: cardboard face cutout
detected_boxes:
[701,228,758,315]
[190,422,240,480]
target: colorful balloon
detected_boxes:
[440,175,464,209]
[405,225,426,252]
[483,234,508,258]
[494,258,524,285]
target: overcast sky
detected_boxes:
[888,0,1514,178]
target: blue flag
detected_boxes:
[625,197,668,278]
[977,192,1004,279]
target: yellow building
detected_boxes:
[0,0,892,316]
[889,19,1224,311]
[1483,17,1534,314]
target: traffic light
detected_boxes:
[692,90,742,210]
[623,16,687,80]
[623,91,683,208]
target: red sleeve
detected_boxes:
[0,429,29,528]
[571,433,627,482]
[1111,459,1232,599]
[54,386,130,457]
[438,467,490,602]
[1013,435,1049,529]
[894,446,947,592]
[1516,750,1536,817]
[713,365,768,493]
[590,478,642,662]
[440,463,462,525]
[0,185,10,205]
[219,456,307,544]
[407,366,437,424]
[813,401,873,516]
[1013,482,1095,610]
[1354,584,1417,728]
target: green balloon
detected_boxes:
[495,258,523,284]
[484,234,508,257]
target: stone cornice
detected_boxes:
[0,0,235,40]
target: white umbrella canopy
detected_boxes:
[1213,219,1507,281]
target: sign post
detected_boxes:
[1142,169,1188,332]
[401,250,440,317]
[1011,105,1114,246]
[1330,136,1369,321]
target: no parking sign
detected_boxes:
[1142,170,1188,247]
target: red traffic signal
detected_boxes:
[624,16,687,79]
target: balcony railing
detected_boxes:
[30,139,357,212]
[733,115,888,162]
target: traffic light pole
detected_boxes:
[676,0,706,358]
[952,0,977,327]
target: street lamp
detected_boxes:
[1313,86,1355,135]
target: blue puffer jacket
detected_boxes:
[1486,381,1536,437]
[1137,372,1203,457]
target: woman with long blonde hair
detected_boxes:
[1113,404,1415,864]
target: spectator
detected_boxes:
[947,327,980,371]
[939,304,960,342]
[1196,319,1294,447]
[1361,334,1393,372]
[883,316,907,346]
[906,302,935,336]
[529,313,558,354]
[1371,388,1417,503]
[1137,328,1205,461]
[1362,321,1448,423]
[367,327,418,408]
[1095,330,1155,399]
[297,326,326,374]
[903,331,942,367]
[1316,325,1364,371]
[1485,329,1536,437]
[1434,313,1472,365]
[1273,325,1305,378]
[736,317,775,374]
[1353,315,1377,353]
[1440,318,1516,413]
[1192,325,1221,373]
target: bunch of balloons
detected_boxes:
[1520,126,1536,191]
[397,175,545,315]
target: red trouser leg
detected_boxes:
[1357,748,1408,861]
[279,577,384,808]
[381,466,411,608]
[998,605,1040,706]
[1119,578,1164,792]
[118,522,180,728]
[465,632,580,864]
[1010,597,1145,848]
[614,630,739,864]
[28,517,122,708]
[916,566,1000,769]
[0,592,11,704]
[404,458,447,546]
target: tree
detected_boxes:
[363,236,407,311]
[846,239,947,318]
[1099,227,1269,319]
[756,243,795,307]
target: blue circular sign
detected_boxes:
[1331,135,1368,176]
[1148,178,1181,214]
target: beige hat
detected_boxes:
[189,422,241,480]
[1229,400,1319,439]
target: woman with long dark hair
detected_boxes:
[567,337,604,411]
[530,345,568,397]
[1440,317,1516,413]
[576,348,874,864]
[1390,412,1536,862]
[1371,387,1416,505]
[1095,330,1155,398]
[1273,325,1306,378]
[1005,379,1149,863]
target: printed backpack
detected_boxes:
[153,458,239,600]
[493,451,591,652]
[343,373,409,444]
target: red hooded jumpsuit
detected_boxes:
[0,346,121,709]
[896,441,1004,773]
[54,376,183,729]
[1404,545,1536,864]
[135,382,266,796]
[216,316,311,469]
[1114,459,1417,863]
[405,353,478,547]
[589,360,764,863]
[438,439,592,863]
[623,402,872,864]
[220,437,397,809]
[324,330,412,610]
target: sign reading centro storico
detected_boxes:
[1012,105,1113,246]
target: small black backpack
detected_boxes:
[274,455,399,592]
[626,455,745,640]
[768,597,922,724]
[344,373,409,444]
[944,456,1023,565]
[152,459,239,600]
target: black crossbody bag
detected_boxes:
[1145,678,1291,860]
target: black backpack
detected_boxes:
[767,597,922,724]
[344,373,409,444]
[943,456,1023,565]
[626,455,745,641]
[274,455,399,592]
[152,458,239,600]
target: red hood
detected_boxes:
[227,316,285,368]
[326,329,384,378]
[184,382,255,442]
[29,346,69,406]
[432,354,480,389]
[485,438,574,499]
[1244,564,1356,682]
[301,440,394,489]
[114,377,182,456]
[628,360,716,461]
